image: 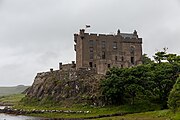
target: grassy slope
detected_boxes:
[1,94,180,119]
[0,85,29,96]
[0,94,25,105]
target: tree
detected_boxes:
[125,83,144,105]
[142,54,154,64]
[101,71,126,105]
[101,51,180,107]
[166,54,180,64]
[168,76,180,113]
[153,51,166,63]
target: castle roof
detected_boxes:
[120,33,136,39]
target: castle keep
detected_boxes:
[74,29,142,74]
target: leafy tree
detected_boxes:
[125,83,144,105]
[101,70,126,105]
[142,54,154,64]
[166,54,180,64]
[153,51,166,63]
[168,76,180,113]
[101,51,180,108]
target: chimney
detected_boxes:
[117,29,120,35]
[50,68,53,72]
[133,30,137,35]
[72,61,76,68]
[59,62,62,70]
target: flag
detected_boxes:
[86,25,91,28]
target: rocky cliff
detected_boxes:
[26,67,104,106]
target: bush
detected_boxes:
[168,76,180,113]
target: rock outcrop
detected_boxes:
[26,67,104,106]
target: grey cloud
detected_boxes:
[0,0,179,86]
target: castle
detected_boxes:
[74,29,142,74]
[27,28,143,102]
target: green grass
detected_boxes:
[13,103,180,119]
[4,95,179,119]
[0,94,25,105]
[94,110,180,120]
[14,101,162,119]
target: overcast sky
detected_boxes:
[0,0,179,86]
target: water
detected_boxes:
[0,106,6,109]
[0,106,47,120]
[0,114,44,120]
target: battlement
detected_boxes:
[74,29,141,41]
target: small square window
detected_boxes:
[113,42,117,49]
[108,64,111,68]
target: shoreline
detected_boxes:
[0,106,130,119]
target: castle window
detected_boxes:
[89,48,93,59]
[113,41,117,49]
[94,64,96,67]
[108,64,111,68]
[122,56,124,61]
[90,52,93,59]
[131,57,134,65]
[102,51,106,59]
[121,65,123,68]
[115,56,118,61]
[89,40,93,47]
[102,41,106,49]
[89,62,93,67]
